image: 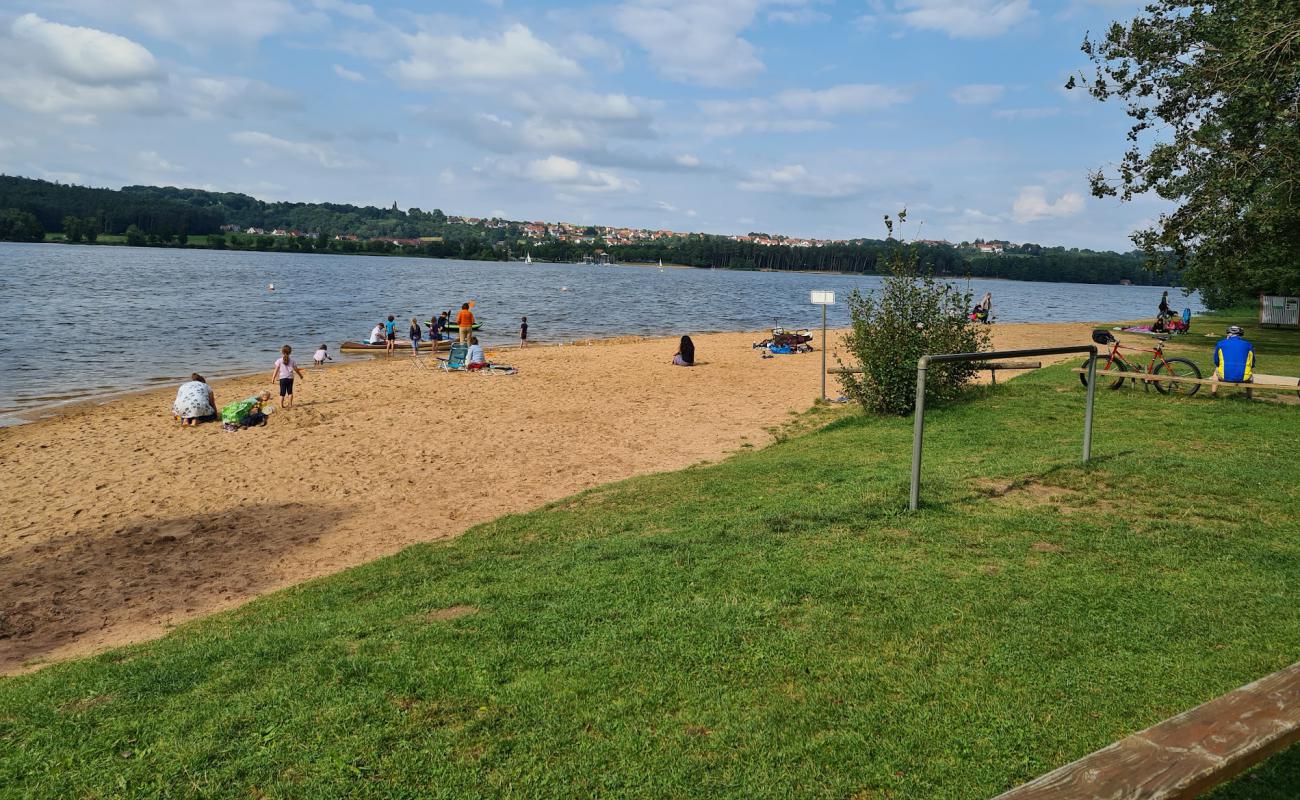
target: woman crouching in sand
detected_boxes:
[173,373,217,426]
[672,335,695,367]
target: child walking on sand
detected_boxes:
[270,345,306,408]
[520,316,529,347]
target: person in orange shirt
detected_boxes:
[456,302,475,344]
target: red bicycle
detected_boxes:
[1081,329,1202,396]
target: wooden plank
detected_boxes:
[1069,368,1300,393]
[993,661,1300,800]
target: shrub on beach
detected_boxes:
[839,213,990,415]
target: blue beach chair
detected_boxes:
[439,342,468,371]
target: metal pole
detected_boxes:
[909,357,929,511]
[821,304,827,401]
[1082,349,1097,463]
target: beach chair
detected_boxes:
[438,342,468,372]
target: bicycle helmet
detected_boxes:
[1226,325,1243,336]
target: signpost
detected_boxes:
[810,291,835,400]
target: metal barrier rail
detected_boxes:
[910,345,1098,511]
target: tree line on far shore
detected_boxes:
[0,174,1169,288]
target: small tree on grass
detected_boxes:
[839,212,990,415]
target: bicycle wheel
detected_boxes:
[1154,357,1201,396]
[1079,357,1128,390]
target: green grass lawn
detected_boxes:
[2,327,1299,798]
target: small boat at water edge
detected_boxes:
[340,340,452,353]
[428,320,483,332]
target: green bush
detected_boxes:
[839,217,990,415]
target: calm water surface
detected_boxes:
[0,243,1200,423]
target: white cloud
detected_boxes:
[230,130,365,169]
[894,0,1035,38]
[508,88,646,122]
[738,164,864,198]
[394,24,581,84]
[311,0,377,22]
[699,83,909,136]
[134,0,306,46]
[612,0,770,86]
[950,83,1005,105]
[1011,186,1085,222]
[775,84,912,114]
[11,13,157,85]
[768,7,831,23]
[519,155,640,193]
[333,64,365,82]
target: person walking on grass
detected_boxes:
[384,315,397,355]
[457,303,475,345]
[520,315,529,348]
[270,345,306,409]
[409,317,423,357]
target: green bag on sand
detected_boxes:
[220,397,260,425]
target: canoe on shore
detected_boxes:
[340,340,452,353]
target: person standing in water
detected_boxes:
[456,303,475,345]
[384,315,397,355]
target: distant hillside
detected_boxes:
[0,175,1174,286]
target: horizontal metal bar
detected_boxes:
[919,345,1097,367]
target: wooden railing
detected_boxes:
[994,661,1300,799]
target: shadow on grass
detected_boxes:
[1209,742,1300,799]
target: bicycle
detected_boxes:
[1080,329,1202,396]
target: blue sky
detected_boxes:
[0,0,1163,249]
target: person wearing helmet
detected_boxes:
[1211,325,1256,397]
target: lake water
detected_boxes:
[0,242,1200,423]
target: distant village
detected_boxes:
[222,218,1013,253]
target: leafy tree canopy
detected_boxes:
[1072,1,1300,307]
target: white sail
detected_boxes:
[525,252,532,264]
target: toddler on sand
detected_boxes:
[313,344,331,366]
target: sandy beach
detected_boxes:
[0,322,1103,674]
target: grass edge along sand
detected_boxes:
[2,317,1299,798]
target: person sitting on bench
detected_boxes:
[1211,325,1255,396]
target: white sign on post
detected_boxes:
[810,290,835,305]
[811,291,835,400]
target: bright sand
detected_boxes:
[0,322,1104,674]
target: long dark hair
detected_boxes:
[679,335,694,365]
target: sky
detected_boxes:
[0,0,1166,249]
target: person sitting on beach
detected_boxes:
[313,344,331,366]
[369,323,385,345]
[465,336,487,368]
[173,373,217,426]
[1211,325,1256,396]
[409,317,423,356]
[672,335,695,367]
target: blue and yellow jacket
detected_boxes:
[1214,337,1255,382]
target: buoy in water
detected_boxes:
[268,283,275,291]
[560,286,570,292]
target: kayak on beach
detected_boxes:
[340,340,452,353]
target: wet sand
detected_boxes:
[0,322,1103,674]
